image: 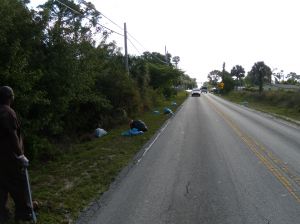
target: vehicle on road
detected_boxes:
[201,86,208,93]
[191,89,201,97]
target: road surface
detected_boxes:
[78,94,300,224]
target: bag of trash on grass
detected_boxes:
[130,120,148,132]
[122,128,144,136]
[95,128,107,138]
[163,107,173,115]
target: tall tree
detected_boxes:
[142,51,171,66]
[247,61,272,93]
[207,70,222,86]
[222,73,235,93]
[230,65,245,86]
[148,63,182,98]
[172,56,180,68]
[286,72,300,84]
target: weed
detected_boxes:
[6,91,188,224]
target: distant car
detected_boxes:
[191,89,201,97]
[201,86,208,93]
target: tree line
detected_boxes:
[0,0,196,161]
[207,61,300,93]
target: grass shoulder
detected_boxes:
[22,91,188,224]
[220,90,300,123]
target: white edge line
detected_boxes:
[136,119,171,164]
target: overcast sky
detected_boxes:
[29,0,300,84]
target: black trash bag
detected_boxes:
[130,120,148,132]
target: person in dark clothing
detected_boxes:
[0,86,32,223]
[129,120,148,132]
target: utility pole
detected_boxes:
[165,45,168,64]
[124,23,129,74]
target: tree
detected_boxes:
[176,74,197,90]
[207,70,222,86]
[129,56,149,92]
[0,0,49,134]
[0,0,197,161]
[230,65,245,86]
[286,72,300,84]
[142,51,171,65]
[247,61,272,93]
[222,62,226,73]
[272,69,284,84]
[221,74,235,93]
[172,56,180,68]
[148,63,182,98]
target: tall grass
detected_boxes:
[223,90,300,121]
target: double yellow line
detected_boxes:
[206,97,300,203]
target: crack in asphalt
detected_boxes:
[185,181,191,197]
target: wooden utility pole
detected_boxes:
[124,23,129,74]
[165,45,168,64]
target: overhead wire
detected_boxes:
[127,32,148,52]
[55,0,168,64]
[81,0,124,32]
[55,0,124,36]
[127,38,142,55]
[80,1,167,64]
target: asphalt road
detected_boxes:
[80,94,300,224]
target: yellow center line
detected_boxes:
[205,97,300,203]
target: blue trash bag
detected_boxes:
[122,128,144,136]
[163,107,173,115]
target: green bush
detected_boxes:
[0,0,195,163]
[25,135,59,162]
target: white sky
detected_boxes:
[29,0,300,84]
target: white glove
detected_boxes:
[18,155,29,167]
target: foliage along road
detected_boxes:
[77,93,300,224]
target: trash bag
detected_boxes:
[122,128,144,136]
[130,120,148,132]
[171,101,177,106]
[163,107,173,115]
[153,110,160,115]
[94,128,107,138]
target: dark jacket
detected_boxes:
[130,120,148,132]
[0,105,23,167]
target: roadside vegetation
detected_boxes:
[0,0,196,162]
[1,1,196,223]
[205,61,300,122]
[5,92,187,224]
[222,91,300,121]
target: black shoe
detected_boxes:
[15,213,32,222]
[15,221,32,224]
[0,209,11,223]
[0,216,9,223]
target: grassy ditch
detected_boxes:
[6,91,188,224]
[222,90,300,122]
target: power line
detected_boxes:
[55,0,168,64]
[127,37,168,64]
[81,0,167,64]
[55,0,124,36]
[127,32,148,52]
[82,0,124,32]
[126,31,168,64]
[127,37,168,65]
[127,38,142,55]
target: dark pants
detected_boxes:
[0,165,32,221]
